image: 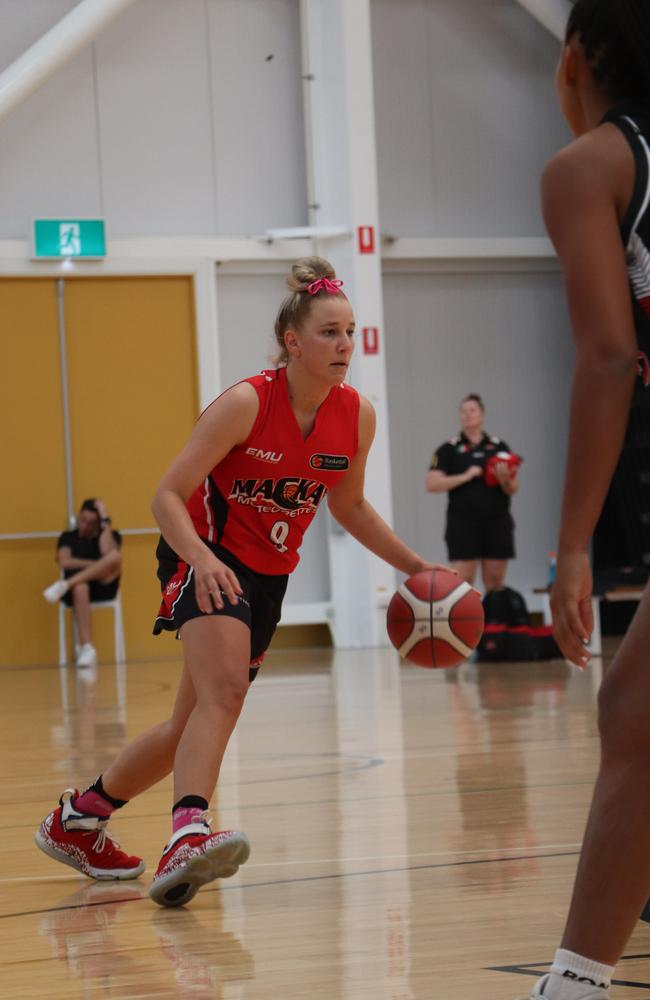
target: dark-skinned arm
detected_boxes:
[543,142,638,665]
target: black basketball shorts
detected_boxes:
[61,577,120,607]
[153,538,288,682]
[445,511,515,562]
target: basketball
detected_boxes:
[386,568,484,668]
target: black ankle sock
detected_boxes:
[89,775,128,810]
[172,795,209,813]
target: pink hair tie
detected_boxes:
[307,277,344,296]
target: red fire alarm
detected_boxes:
[357,225,375,254]
[362,327,379,355]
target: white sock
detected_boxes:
[544,948,613,997]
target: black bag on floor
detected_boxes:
[477,587,561,662]
[482,586,530,628]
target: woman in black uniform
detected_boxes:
[426,393,519,589]
[521,2,650,999]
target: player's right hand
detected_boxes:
[408,558,460,577]
[550,550,593,668]
[193,554,243,612]
[94,498,109,519]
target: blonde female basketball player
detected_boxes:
[36,257,439,907]
[523,2,650,998]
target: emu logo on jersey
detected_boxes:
[309,453,350,471]
[245,447,283,463]
[229,477,327,514]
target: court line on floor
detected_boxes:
[1,753,385,795]
[233,842,583,870]
[224,849,581,892]
[0,772,598,806]
[0,848,580,919]
[0,839,584,886]
[1,781,594,831]
[486,958,650,992]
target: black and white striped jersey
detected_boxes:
[605,103,650,376]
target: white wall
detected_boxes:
[0,0,102,231]
[0,0,579,620]
[0,0,307,238]
[371,0,570,237]
[370,0,575,596]
[382,265,574,593]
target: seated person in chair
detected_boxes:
[43,499,122,667]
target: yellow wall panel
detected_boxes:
[64,278,198,529]
[0,538,61,665]
[0,279,66,533]
[63,277,197,663]
[0,276,197,667]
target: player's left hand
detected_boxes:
[550,550,593,669]
[94,498,109,519]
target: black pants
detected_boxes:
[445,511,515,561]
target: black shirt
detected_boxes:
[57,529,122,579]
[431,432,512,519]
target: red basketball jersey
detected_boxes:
[185,367,360,574]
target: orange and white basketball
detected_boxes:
[387,568,484,668]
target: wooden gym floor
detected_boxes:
[2,642,650,1000]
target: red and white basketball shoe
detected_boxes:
[149,814,250,907]
[35,788,145,880]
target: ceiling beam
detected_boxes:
[513,0,570,41]
[0,0,137,125]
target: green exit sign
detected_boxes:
[32,219,106,259]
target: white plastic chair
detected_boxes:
[58,589,126,666]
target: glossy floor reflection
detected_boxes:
[2,645,649,998]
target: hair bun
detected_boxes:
[286,256,337,293]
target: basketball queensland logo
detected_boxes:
[309,453,349,471]
[228,477,327,516]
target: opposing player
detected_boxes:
[522,2,650,998]
[36,256,439,907]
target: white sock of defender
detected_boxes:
[541,948,613,998]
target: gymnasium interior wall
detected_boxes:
[0,0,307,238]
[371,0,574,594]
[0,0,576,657]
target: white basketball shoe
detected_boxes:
[519,975,609,999]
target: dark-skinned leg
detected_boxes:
[559,585,650,964]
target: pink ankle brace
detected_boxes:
[172,806,206,834]
[73,789,115,817]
